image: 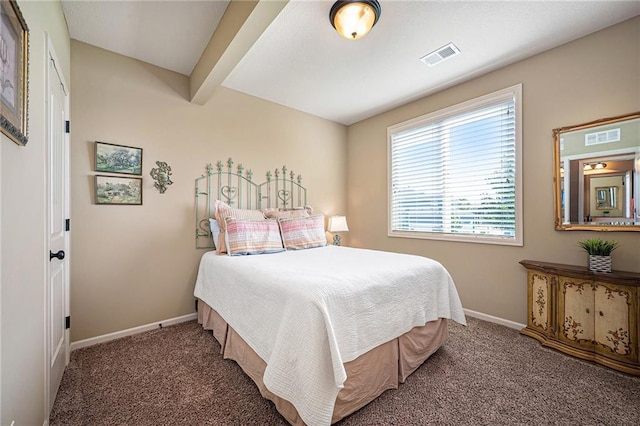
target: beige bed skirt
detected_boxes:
[197,299,448,425]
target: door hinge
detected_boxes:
[65,218,70,231]
[65,316,70,329]
[65,120,70,134]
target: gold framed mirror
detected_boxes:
[553,112,640,231]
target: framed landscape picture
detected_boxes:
[0,0,29,146]
[95,175,142,205]
[95,141,143,175]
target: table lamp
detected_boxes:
[327,215,349,246]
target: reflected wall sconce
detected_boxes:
[327,215,349,246]
[584,162,607,171]
[329,0,381,40]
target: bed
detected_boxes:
[193,159,466,426]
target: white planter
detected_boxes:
[589,255,612,273]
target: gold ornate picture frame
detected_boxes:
[0,0,28,146]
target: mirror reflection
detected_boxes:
[594,185,616,210]
[554,112,640,231]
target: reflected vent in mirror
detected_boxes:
[585,128,620,146]
[420,43,460,67]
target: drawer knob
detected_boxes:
[599,311,604,317]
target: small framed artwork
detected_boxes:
[0,0,29,146]
[95,175,143,205]
[95,141,143,175]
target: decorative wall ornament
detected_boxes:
[150,161,173,194]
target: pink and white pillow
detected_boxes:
[278,214,327,250]
[214,200,266,253]
[224,218,284,256]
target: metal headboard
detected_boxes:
[195,158,307,249]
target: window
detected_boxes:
[388,84,522,246]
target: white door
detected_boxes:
[47,48,69,414]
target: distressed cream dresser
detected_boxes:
[520,260,640,376]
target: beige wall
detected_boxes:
[1,0,70,424]
[347,17,640,325]
[70,41,347,341]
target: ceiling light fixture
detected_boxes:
[329,0,381,40]
[584,162,607,171]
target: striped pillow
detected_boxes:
[224,218,284,256]
[214,200,266,254]
[278,214,327,250]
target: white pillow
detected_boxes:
[208,218,221,249]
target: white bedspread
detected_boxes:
[194,245,466,426]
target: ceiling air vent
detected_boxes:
[584,128,620,146]
[420,43,460,67]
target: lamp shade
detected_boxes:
[328,215,349,233]
[329,1,381,40]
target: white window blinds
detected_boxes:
[388,85,522,245]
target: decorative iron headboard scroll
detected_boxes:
[195,158,307,249]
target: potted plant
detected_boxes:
[578,238,619,273]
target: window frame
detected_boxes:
[387,84,523,246]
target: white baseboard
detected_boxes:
[463,308,525,330]
[70,313,197,352]
[69,310,522,351]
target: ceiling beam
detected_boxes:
[190,0,288,105]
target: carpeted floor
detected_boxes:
[50,317,640,425]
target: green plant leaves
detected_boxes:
[577,238,620,256]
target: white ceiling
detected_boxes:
[61,0,229,75]
[62,0,640,125]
